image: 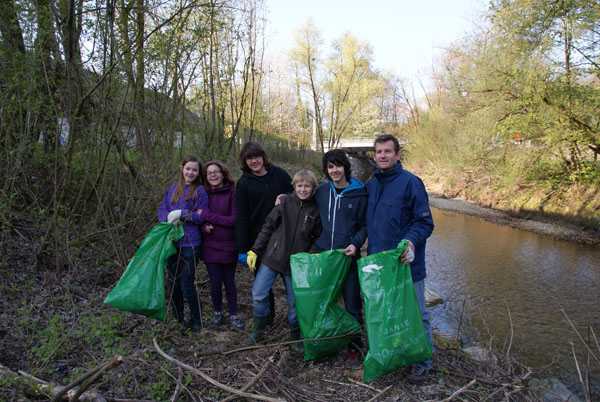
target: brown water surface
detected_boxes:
[427,208,600,397]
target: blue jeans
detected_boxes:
[413,279,434,370]
[343,258,364,348]
[252,263,297,325]
[166,246,202,326]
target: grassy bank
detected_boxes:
[407,162,600,241]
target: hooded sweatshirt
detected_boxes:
[314,177,368,252]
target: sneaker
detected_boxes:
[212,311,223,326]
[189,322,202,333]
[229,314,244,330]
[346,350,362,369]
[406,366,429,385]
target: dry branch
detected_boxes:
[153,337,284,402]
[365,385,392,402]
[63,356,122,402]
[222,332,359,355]
[222,359,271,402]
[16,365,111,402]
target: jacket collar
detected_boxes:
[208,185,233,194]
[328,176,365,196]
[374,162,403,183]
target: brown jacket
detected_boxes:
[251,192,321,275]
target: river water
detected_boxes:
[428,208,600,396]
[349,156,600,397]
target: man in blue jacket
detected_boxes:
[314,149,368,368]
[366,134,434,384]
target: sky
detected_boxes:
[264,0,484,84]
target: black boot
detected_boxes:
[242,315,268,344]
[288,324,303,355]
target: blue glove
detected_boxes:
[238,253,248,267]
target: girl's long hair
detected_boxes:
[204,160,235,189]
[171,155,204,204]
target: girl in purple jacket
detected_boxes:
[158,155,208,332]
[198,161,244,330]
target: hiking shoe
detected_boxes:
[229,315,244,330]
[346,350,362,369]
[212,311,223,326]
[406,366,429,385]
[189,322,202,333]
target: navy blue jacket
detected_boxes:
[314,177,367,252]
[366,162,434,282]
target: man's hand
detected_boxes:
[274,193,285,206]
[400,240,415,264]
[342,244,357,257]
[247,250,258,271]
[238,253,248,267]
[167,210,182,224]
[204,224,214,234]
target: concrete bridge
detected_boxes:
[321,138,374,156]
[321,137,406,156]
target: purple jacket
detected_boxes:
[200,185,238,264]
[158,183,208,247]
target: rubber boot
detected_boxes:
[288,324,303,355]
[242,315,268,344]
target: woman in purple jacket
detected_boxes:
[198,160,244,330]
[158,155,208,332]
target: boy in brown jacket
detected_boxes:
[243,169,322,345]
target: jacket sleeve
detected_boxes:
[251,200,283,257]
[283,170,294,193]
[350,195,368,250]
[157,188,172,222]
[404,178,434,248]
[308,211,322,253]
[235,180,251,253]
[181,187,208,224]
[200,191,236,227]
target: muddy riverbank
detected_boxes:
[427,193,600,245]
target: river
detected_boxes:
[428,208,600,397]
[349,156,600,397]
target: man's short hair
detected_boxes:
[292,169,318,191]
[322,149,351,182]
[239,141,271,172]
[374,134,400,153]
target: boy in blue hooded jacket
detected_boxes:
[313,149,368,368]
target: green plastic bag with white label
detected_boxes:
[358,240,432,382]
[291,250,362,360]
[104,222,184,321]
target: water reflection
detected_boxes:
[427,208,600,396]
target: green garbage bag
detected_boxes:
[358,240,432,382]
[104,222,184,321]
[291,250,361,360]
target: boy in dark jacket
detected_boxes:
[235,141,293,323]
[313,149,367,367]
[243,169,322,345]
